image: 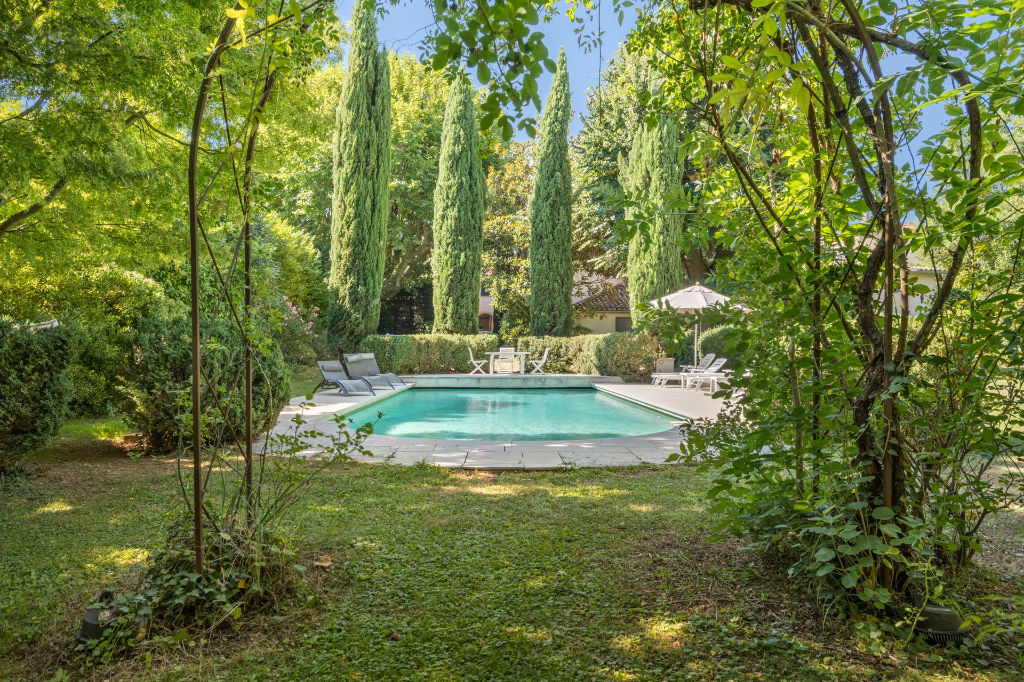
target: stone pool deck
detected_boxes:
[264,376,725,470]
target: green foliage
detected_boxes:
[0,0,227,249]
[528,49,575,337]
[649,0,1024,612]
[431,75,485,334]
[263,54,498,304]
[422,1,560,139]
[483,142,534,340]
[77,407,373,665]
[262,215,328,313]
[327,0,391,351]
[622,114,686,319]
[79,521,302,664]
[0,321,74,471]
[0,265,166,416]
[271,296,323,366]
[119,309,288,453]
[513,333,660,382]
[358,333,498,374]
[572,45,656,274]
[698,324,735,361]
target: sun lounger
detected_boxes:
[651,354,716,386]
[315,361,375,396]
[343,352,410,389]
[684,357,729,391]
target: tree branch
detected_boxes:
[0,177,68,238]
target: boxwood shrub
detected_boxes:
[358,334,499,374]
[357,332,657,380]
[0,320,75,471]
[513,332,660,382]
[120,310,288,453]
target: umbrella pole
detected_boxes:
[694,323,698,366]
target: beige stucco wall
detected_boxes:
[906,271,939,314]
[576,312,632,334]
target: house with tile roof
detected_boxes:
[573,281,634,333]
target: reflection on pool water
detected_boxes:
[343,388,676,441]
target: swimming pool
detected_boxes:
[343,388,677,441]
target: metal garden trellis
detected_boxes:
[184,0,332,573]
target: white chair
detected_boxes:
[529,347,550,374]
[467,346,487,374]
[684,357,729,391]
[494,347,518,374]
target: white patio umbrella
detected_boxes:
[649,283,734,366]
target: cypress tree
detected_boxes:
[528,49,574,337]
[623,114,686,321]
[327,0,391,351]
[431,75,485,334]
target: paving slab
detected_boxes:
[464,452,525,470]
[429,452,468,468]
[520,451,566,469]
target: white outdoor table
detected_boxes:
[486,351,529,374]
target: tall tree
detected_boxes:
[483,142,535,338]
[528,49,574,337]
[327,0,391,351]
[431,75,485,334]
[622,115,686,320]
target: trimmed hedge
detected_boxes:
[514,332,660,382]
[356,332,658,380]
[0,321,75,471]
[120,311,288,453]
[358,334,499,374]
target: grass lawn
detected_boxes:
[1,424,1022,680]
[288,362,323,399]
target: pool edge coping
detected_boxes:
[591,383,691,421]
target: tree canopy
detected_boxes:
[528,49,575,337]
[326,0,391,351]
[622,115,686,317]
[431,75,485,335]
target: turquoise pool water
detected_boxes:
[344,388,676,440]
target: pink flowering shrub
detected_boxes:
[273,295,323,364]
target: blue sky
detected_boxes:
[336,0,636,137]
[339,1,945,170]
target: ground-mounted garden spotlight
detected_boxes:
[75,589,118,644]
[917,603,970,646]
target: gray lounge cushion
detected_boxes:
[342,353,394,389]
[317,361,374,396]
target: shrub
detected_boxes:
[514,332,659,382]
[0,320,75,471]
[699,324,736,363]
[271,295,323,365]
[358,334,499,373]
[120,310,288,453]
[513,335,601,374]
[593,333,661,382]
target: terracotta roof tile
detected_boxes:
[574,282,630,312]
